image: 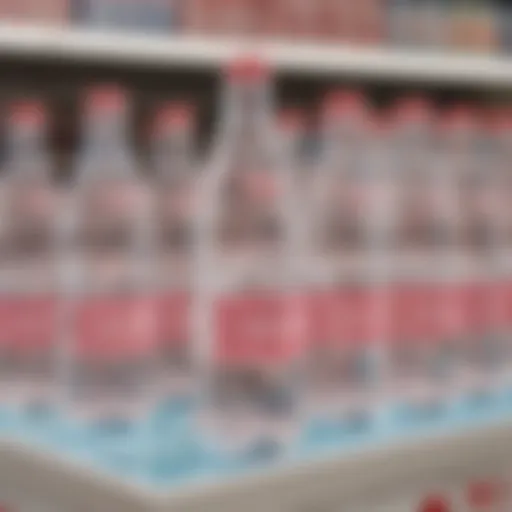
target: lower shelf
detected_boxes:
[0,412,512,512]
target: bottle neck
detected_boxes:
[153,130,194,179]
[216,79,274,170]
[5,125,50,179]
[78,111,135,179]
[321,120,367,170]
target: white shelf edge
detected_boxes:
[0,24,511,86]
[1,417,512,511]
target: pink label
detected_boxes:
[214,291,305,365]
[391,284,442,342]
[75,295,157,361]
[461,282,495,334]
[0,296,57,352]
[158,292,190,348]
[436,284,467,339]
[503,282,512,324]
[307,286,385,347]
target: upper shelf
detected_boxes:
[1,23,512,87]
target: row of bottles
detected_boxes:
[1,0,512,55]
[3,56,512,471]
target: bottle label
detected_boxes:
[437,283,467,339]
[391,283,442,343]
[214,291,305,365]
[307,286,385,347]
[75,295,157,361]
[158,291,190,348]
[506,281,512,323]
[461,282,495,335]
[0,295,57,352]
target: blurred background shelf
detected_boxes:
[2,24,512,87]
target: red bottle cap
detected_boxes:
[84,84,128,114]
[8,100,46,127]
[226,56,271,83]
[439,104,479,133]
[154,102,195,136]
[322,89,368,120]
[418,495,451,512]
[486,105,512,134]
[391,95,434,124]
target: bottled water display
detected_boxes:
[0,56,512,489]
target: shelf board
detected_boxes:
[0,24,511,87]
[1,417,512,511]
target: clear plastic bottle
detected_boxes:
[304,90,390,430]
[481,108,512,395]
[193,57,305,460]
[0,101,60,418]
[388,96,455,414]
[439,105,491,401]
[151,102,197,412]
[491,109,512,393]
[64,85,158,432]
[276,108,306,180]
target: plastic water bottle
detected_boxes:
[388,96,453,416]
[64,85,158,437]
[151,103,198,414]
[276,108,306,178]
[193,57,305,462]
[438,105,493,403]
[0,101,61,422]
[479,108,512,396]
[304,90,390,432]
[489,109,512,394]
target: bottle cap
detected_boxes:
[8,100,46,127]
[154,102,195,136]
[391,95,434,125]
[322,89,367,120]
[486,105,512,133]
[84,84,128,114]
[439,104,479,133]
[226,56,270,83]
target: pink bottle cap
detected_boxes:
[154,102,195,136]
[226,56,271,83]
[322,89,367,120]
[486,105,512,134]
[8,100,46,127]
[439,104,479,133]
[84,84,128,114]
[391,95,434,124]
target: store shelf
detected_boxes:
[1,417,512,512]
[0,24,512,86]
